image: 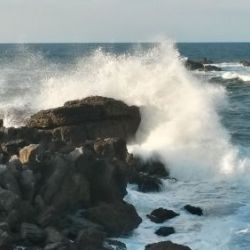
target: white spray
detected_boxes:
[34,42,246,180]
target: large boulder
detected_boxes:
[26,96,141,144]
[145,241,191,250]
[76,228,106,250]
[83,202,142,236]
[147,208,179,223]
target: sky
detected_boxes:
[0,0,249,43]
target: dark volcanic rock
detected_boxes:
[20,223,46,244]
[147,208,179,223]
[184,205,203,216]
[145,241,192,250]
[155,227,175,237]
[136,173,162,193]
[1,139,26,156]
[204,65,221,71]
[76,228,106,250]
[26,96,141,143]
[240,60,250,66]
[127,157,168,193]
[83,202,142,236]
[185,59,221,72]
[185,59,203,70]
[0,226,13,250]
[104,239,127,250]
[130,157,169,178]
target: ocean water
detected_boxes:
[1,42,250,249]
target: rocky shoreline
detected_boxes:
[0,96,195,250]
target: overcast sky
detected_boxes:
[0,0,249,43]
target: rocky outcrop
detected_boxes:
[26,96,141,144]
[185,59,221,71]
[240,60,250,66]
[127,157,168,193]
[0,133,145,249]
[145,241,192,250]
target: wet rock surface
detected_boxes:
[155,227,175,237]
[185,59,221,71]
[0,96,194,250]
[147,208,179,223]
[184,205,203,216]
[145,241,192,250]
[0,96,145,249]
[26,96,141,144]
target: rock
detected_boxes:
[74,143,127,204]
[0,167,21,196]
[44,242,76,250]
[20,223,46,244]
[83,202,142,236]
[45,227,64,244]
[0,187,20,212]
[0,228,12,250]
[60,213,103,241]
[185,59,203,70]
[7,202,36,232]
[240,60,250,66]
[26,96,141,143]
[19,144,40,165]
[147,208,179,223]
[155,227,175,237]
[41,154,91,210]
[185,59,221,71]
[104,239,127,250]
[94,138,128,161]
[0,126,51,147]
[130,157,169,178]
[204,65,221,71]
[76,228,106,249]
[201,58,213,64]
[145,241,192,250]
[1,139,26,156]
[184,205,203,216]
[135,173,162,193]
[19,169,36,201]
[8,155,23,174]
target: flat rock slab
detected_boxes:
[26,96,141,143]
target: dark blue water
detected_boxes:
[1,43,250,62]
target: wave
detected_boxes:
[34,42,247,181]
[222,72,250,82]
[1,42,250,181]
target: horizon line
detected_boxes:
[0,41,249,44]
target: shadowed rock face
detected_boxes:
[145,241,192,250]
[26,96,141,144]
[185,59,221,72]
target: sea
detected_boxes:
[1,42,250,250]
